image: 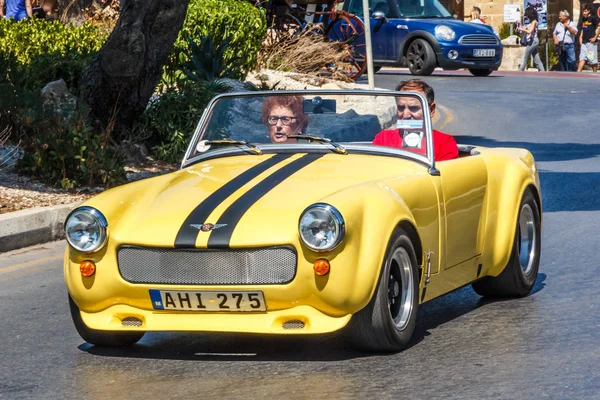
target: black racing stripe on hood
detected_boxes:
[174,154,293,248]
[207,153,326,248]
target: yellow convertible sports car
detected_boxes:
[64,90,541,352]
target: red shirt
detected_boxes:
[372,129,459,161]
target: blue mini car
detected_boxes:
[343,0,503,76]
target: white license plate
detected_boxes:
[473,49,495,57]
[149,289,266,312]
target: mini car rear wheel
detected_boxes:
[472,189,541,297]
[69,295,145,347]
[469,68,493,77]
[406,38,437,76]
[347,227,419,352]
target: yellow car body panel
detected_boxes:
[65,146,541,334]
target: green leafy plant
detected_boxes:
[498,22,513,40]
[182,35,240,82]
[17,104,126,188]
[0,18,106,91]
[162,0,266,86]
[141,80,231,163]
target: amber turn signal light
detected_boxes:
[80,260,96,277]
[313,259,330,276]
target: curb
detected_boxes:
[0,203,78,253]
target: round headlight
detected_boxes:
[64,206,108,253]
[299,203,345,252]
[435,25,456,41]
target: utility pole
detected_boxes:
[362,0,374,89]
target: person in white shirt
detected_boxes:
[553,10,578,71]
[469,6,485,24]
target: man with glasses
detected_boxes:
[372,79,458,162]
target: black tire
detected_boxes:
[69,295,145,347]
[469,68,493,77]
[347,227,420,352]
[406,38,437,76]
[472,189,541,297]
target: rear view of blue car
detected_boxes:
[344,0,503,76]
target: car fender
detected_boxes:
[398,30,442,63]
[478,148,541,278]
[317,180,426,313]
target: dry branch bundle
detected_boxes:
[258,25,354,82]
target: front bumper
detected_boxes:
[437,44,503,70]
[77,303,352,334]
[64,239,384,334]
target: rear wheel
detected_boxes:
[472,189,541,297]
[69,295,145,347]
[347,228,419,352]
[406,38,436,76]
[469,68,493,77]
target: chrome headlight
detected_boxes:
[299,203,345,252]
[64,206,108,253]
[435,25,456,41]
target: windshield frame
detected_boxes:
[181,90,437,174]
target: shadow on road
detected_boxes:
[81,275,547,361]
[453,135,600,163]
[454,136,600,212]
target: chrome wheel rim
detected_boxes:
[518,203,537,275]
[387,247,414,331]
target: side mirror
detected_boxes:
[371,11,388,23]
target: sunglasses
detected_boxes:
[267,116,298,126]
[397,105,422,113]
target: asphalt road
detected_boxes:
[1,70,600,400]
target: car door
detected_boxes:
[435,155,488,270]
[345,0,409,61]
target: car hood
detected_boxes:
[406,18,496,35]
[85,152,423,248]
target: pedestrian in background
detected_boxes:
[577,4,599,72]
[517,7,545,71]
[553,10,578,71]
[469,6,485,24]
[0,0,32,20]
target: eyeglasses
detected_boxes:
[267,116,298,126]
[397,105,422,113]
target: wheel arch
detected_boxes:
[478,149,542,278]
[397,220,423,268]
[399,31,442,64]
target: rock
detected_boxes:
[40,79,77,119]
[501,35,520,46]
[0,145,24,170]
[219,78,248,93]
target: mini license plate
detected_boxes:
[149,289,266,312]
[473,49,495,57]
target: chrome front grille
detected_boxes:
[117,246,297,285]
[458,34,499,45]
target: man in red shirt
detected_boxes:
[372,79,459,161]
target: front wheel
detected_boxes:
[346,227,419,352]
[406,38,437,76]
[472,189,541,297]
[69,295,145,347]
[469,68,493,77]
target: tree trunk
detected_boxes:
[84,0,189,133]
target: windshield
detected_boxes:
[184,91,434,167]
[347,0,451,18]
